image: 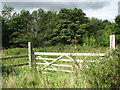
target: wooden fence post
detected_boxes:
[34,50,36,70]
[110,35,115,49]
[28,42,33,68]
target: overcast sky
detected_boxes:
[1,0,120,22]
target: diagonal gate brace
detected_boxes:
[38,56,56,69]
[66,54,80,68]
[40,55,64,71]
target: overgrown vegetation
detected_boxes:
[1,5,120,48]
[2,66,88,88]
[1,4,120,88]
[2,47,120,88]
[80,49,120,88]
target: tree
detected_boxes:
[114,15,120,45]
[1,5,14,20]
[1,6,120,48]
[36,9,57,46]
[115,15,120,25]
[1,16,10,48]
[9,10,33,47]
[51,8,88,45]
[1,5,16,48]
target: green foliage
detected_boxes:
[2,47,119,88]
[2,67,77,88]
[81,49,120,88]
[1,5,120,48]
[1,5,14,20]
[51,8,88,45]
[115,15,120,24]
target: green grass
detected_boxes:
[35,45,108,53]
[2,48,28,57]
[2,66,91,88]
[2,45,119,88]
[2,45,106,68]
[2,45,108,58]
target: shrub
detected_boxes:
[80,49,120,88]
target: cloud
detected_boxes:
[1,2,118,22]
[119,1,120,15]
[29,8,39,13]
[1,0,119,2]
[2,2,108,11]
[0,2,1,7]
[84,2,118,22]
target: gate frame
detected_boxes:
[28,35,116,71]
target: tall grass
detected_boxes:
[2,66,91,88]
[2,46,120,88]
[35,45,108,53]
[2,48,28,57]
[2,45,108,57]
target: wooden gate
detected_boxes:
[34,52,105,73]
[28,35,115,73]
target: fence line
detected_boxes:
[1,55,29,68]
[0,55,28,60]
[2,63,29,68]
[2,35,116,71]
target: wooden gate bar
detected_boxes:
[36,67,72,73]
[36,57,98,62]
[36,63,73,67]
[34,52,105,56]
[40,55,64,71]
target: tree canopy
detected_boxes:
[1,6,120,48]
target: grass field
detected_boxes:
[1,45,120,88]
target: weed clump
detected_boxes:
[80,49,120,88]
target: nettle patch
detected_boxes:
[80,49,120,88]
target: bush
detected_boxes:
[80,49,120,88]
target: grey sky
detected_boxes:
[118,1,120,15]
[2,2,108,11]
[1,1,119,22]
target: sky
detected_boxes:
[1,0,120,22]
